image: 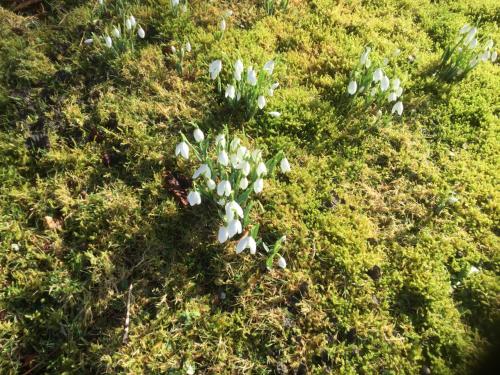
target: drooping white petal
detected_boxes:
[253,178,264,194]
[269,111,281,118]
[277,256,287,269]
[219,19,226,31]
[215,134,226,147]
[125,18,132,30]
[241,161,251,176]
[218,150,229,166]
[491,51,498,62]
[459,24,471,34]
[137,27,145,39]
[263,60,275,75]
[236,236,248,253]
[129,15,136,27]
[218,227,229,243]
[247,68,257,86]
[234,59,244,81]
[347,80,357,95]
[388,92,397,102]
[193,128,204,142]
[227,220,242,238]
[392,78,401,90]
[391,101,404,116]
[104,36,112,48]
[247,236,257,254]
[225,84,236,99]
[187,191,201,206]
[112,27,120,38]
[193,164,211,179]
[257,95,266,110]
[373,68,383,82]
[175,142,189,159]
[209,60,222,80]
[280,158,291,173]
[84,38,93,45]
[185,41,192,53]
[239,177,249,190]
[380,75,390,92]
[207,179,216,190]
[256,162,267,176]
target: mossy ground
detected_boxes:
[0,0,499,374]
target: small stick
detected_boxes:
[122,283,133,344]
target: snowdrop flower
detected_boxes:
[236,235,257,254]
[187,191,201,206]
[230,137,241,151]
[360,47,371,66]
[247,68,257,86]
[112,27,120,38]
[373,68,383,82]
[185,41,191,53]
[239,177,249,189]
[395,86,403,97]
[104,35,112,48]
[218,226,229,243]
[464,27,477,45]
[219,19,226,32]
[388,92,397,102]
[171,0,179,7]
[485,39,494,50]
[84,38,93,45]
[263,60,275,75]
[207,179,216,190]
[257,95,266,109]
[217,180,232,196]
[125,18,132,30]
[175,141,189,159]
[469,38,478,49]
[280,158,291,173]
[277,256,287,269]
[227,219,242,238]
[269,111,281,118]
[256,162,267,176]
[252,149,262,161]
[268,82,279,96]
[215,134,226,147]
[218,150,229,166]
[380,75,390,92]
[480,51,490,62]
[193,164,211,179]
[392,78,401,90]
[234,59,244,81]
[225,200,244,221]
[459,24,471,34]
[225,84,236,99]
[492,51,498,62]
[209,60,222,80]
[129,15,136,27]
[236,146,248,158]
[241,160,251,176]
[230,154,242,169]
[391,101,404,116]
[171,46,177,54]
[447,196,459,205]
[98,0,104,5]
[137,27,145,39]
[253,178,264,194]
[193,128,204,143]
[347,80,357,95]
[11,243,20,251]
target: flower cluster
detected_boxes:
[175,127,290,268]
[84,14,145,55]
[264,0,289,15]
[347,47,404,116]
[216,10,233,40]
[438,24,497,81]
[209,58,280,118]
[170,40,192,74]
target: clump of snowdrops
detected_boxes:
[347,47,404,117]
[209,58,280,119]
[215,10,233,40]
[264,0,289,15]
[175,127,291,269]
[170,40,192,75]
[438,24,497,81]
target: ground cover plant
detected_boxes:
[0,0,499,374]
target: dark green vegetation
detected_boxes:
[1,0,499,373]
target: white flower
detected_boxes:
[171,46,177,54]
[193,128,204,142]
[380,75,390,92]
[175,141,189,159]
[209,60,222,80]
[236,146,248,158]
[481,51,490,62]
[373,68,383,82]
[392,78,401,90]
[253,178,264,194]
[485,39,494,50]
[468,266,480,276]
[469,38,478,49]
[112,27,120,38]
[193,164,211,179]
[269,111,281,118]
[257,95,266,109]
[215,134,226,147]
[137,27,145,39]
[84,38,93,45]
[459,24,471,34]
[360,47,371,66]
[171,0,179,7]
[218,226,229,243]
[256,162,267,176]
[185,41,191,53]
[218,150,229,166]
[125,18,132,30]
[277,256,287,269]
[219,19,226,31]
[129,15,136,27]
[241,161,251,176]
[227,220,242,238]
[217,180,232,196]
[104,36,112,48]
[225,201,244,221]
[347,80,357,95]
[239,177,249,189]
[395,86,403,97]
[271,82,280,90]
[280,158,291,173]
[492,51,498,62]
[391,101,404,116]
[230,137,241,150]
[207,179,216,190]
[234,59,244,81]
[464,27,477,45]
[388,92,397,102]
[98,0,104,5]
[236,235,257,254]
[187,191,201,206]
[11,243,20,251]
[263,60,275,75]
[230,154,242,168]
[225,84,236,99]
[247,68,257,86]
